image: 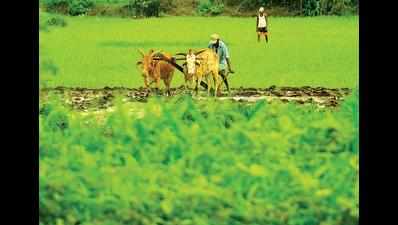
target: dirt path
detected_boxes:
[40,86,352,111]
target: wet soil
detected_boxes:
[40,85,352,112]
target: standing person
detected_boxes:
[256,7,269,43]
[208,33,235,92]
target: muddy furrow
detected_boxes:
[40,86,352,111]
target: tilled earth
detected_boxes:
[40,85,352,112]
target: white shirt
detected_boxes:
[258,14,267,28]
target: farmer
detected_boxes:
[256,7,269,43]
[208,33,235,91]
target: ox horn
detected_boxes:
[151,49,163,57]
[194,49,208,55]
[175,53,187,57]
[152,52,166,60]
[138,49,145,57]
[174,58,186,61]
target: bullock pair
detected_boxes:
[136,48,225,96]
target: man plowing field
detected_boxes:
[173,34,235,95]
[208,33,235,92]
[140,34,235,96]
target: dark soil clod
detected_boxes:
[40,86,352,111]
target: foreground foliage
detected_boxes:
[40,92,358,225]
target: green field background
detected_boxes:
[40,16,358,88]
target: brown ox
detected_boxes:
[136,49,176,96]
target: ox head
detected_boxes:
[173,49,205,80]
[136,49,163,77]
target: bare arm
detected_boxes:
[256,15,258,31]
[226,58,234,73]
[222,43,234,73]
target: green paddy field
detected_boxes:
[40,15,358,89]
